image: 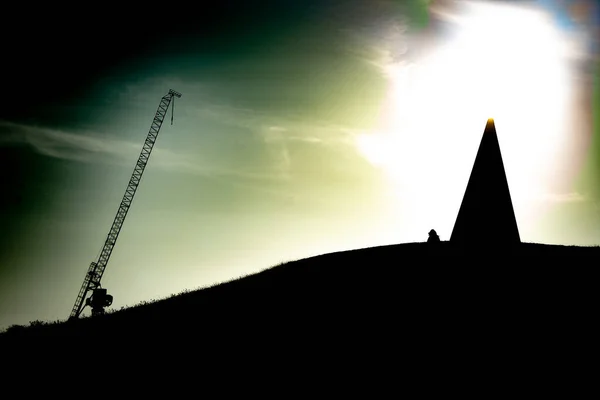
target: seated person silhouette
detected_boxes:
[427,229,440,243]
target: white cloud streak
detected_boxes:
[540,192,588,203]
[192,103,361,179]
[195,103,357,146]
[0,120,287,182]
[0,120,139,164]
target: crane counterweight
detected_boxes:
[69,89,181,320]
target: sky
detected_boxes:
[1,0,598,329]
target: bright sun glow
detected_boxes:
[355,0,575,239]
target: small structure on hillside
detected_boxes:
[427,229,441,243]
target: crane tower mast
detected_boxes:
[69,89,182,320]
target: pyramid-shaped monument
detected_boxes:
[450,118,521,245]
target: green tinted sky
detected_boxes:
[1,0,598,330]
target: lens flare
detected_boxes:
[355,0,583,240]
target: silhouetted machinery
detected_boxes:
[68,89,182,320]
[86,288,113,317]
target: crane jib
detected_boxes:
[69,90,181,320]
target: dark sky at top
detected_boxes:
[3,3,250,112]
[3,1,355,121]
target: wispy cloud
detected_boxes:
[192,102,362,179]
[540,192,588,203]
[105,76,359,148]
[0,120,139,165]
[194,103,357,146]
[0,120,287,182]
[259,125,291,175]
[154,151,289,182]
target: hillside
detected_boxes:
[2,241,598,347]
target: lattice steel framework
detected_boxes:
[69,89,182,319]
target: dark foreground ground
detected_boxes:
[1,241,598,388]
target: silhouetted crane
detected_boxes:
[69,89,182,320]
